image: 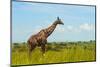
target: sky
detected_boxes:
[12,1,96,43]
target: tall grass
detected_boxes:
[12,41,96,66]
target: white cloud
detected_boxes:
[66,25,81,33]
[80,23,95,31]
[55,23,95,33]
[55,25,80,33]
[67,25,73,30]
[55,25,65,32]
[32,23,95,35]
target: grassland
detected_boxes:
[11,40,96,66]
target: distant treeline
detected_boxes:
[12,40,95,46]
[12,40,96,52]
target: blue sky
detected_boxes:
[12,1,95,43]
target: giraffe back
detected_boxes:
[27,29,47,46]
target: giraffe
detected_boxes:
[27,17,64,57]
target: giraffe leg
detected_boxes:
[41,40,47,57]
[39,44,45,61]
[41,44,46,57]
[29,47,32,58]
[28,45,36,59]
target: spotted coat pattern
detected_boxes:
[27,17,64,56]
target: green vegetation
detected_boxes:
[12,40,96,66]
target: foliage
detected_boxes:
[12,41,96,66]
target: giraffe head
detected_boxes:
[55,17,64,25]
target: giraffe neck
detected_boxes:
[44,22,57,38]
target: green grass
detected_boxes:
[12,41,96,66]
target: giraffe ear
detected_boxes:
[57,17,60,20]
